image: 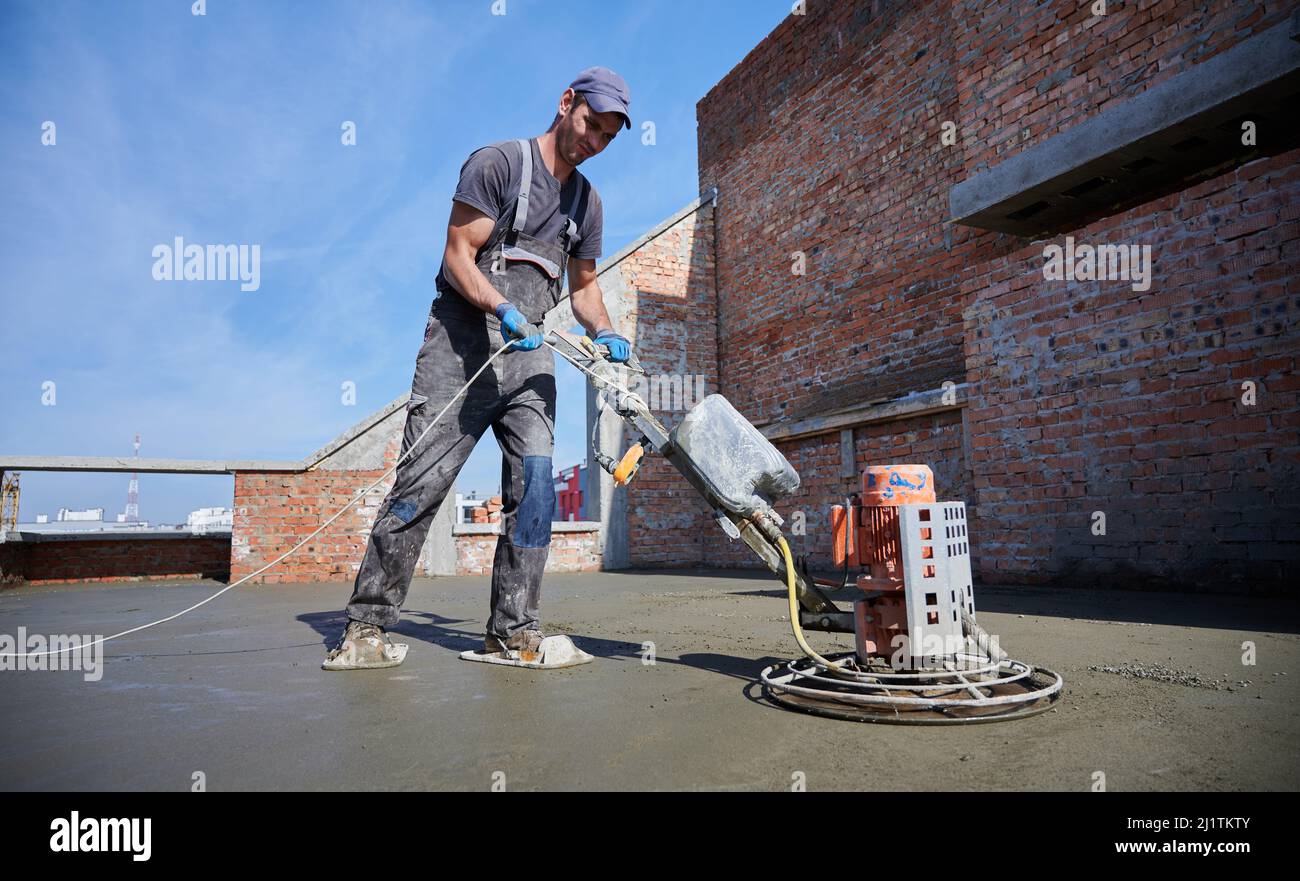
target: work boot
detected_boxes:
[322,619,409,671]
[484,629,545,656]
[465,629,593,668]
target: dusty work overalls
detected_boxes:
[346,138,586,640]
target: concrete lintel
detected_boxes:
[0,456,301,475]
[950,19,1300,234]
[757,384,970,443]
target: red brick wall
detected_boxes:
[964,151,1300,589]
[951,0,1295,169]
[456,529,602,575]
[619,206,723,567]
[234,438,604,582]
[699,1,1296,425]
[233,466,396,585]
[699,1,977,422]
[0,536,231,587]
[686,0,1300,589]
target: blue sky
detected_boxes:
[0,0,791,525]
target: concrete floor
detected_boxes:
[1,569,1297,791]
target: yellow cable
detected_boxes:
[777,535,850,671]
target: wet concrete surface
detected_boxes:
[1,569,1297,791]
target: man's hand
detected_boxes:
[593,329,631,363]
[495,302,543,351]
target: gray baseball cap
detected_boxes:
[568,66,631,130]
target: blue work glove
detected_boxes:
[494,302,543,351]
[593,329,631,363]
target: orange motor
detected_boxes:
[856,465,934,586]
[830,502,859,567]
[861,464,934,506]
[853,465,937,657]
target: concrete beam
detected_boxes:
[756,383,970,443]
[0,456,301,475]
[950,19,1300,236]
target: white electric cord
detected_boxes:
[2,336,519,660]
[542,338,647,410]
[3,331,649,661]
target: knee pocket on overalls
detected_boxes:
[512,455,555,548]
[408,392,429,412]
[388,498,419,525]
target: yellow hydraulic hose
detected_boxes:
[777,535,850,671]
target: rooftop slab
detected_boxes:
[1,571,1296,791]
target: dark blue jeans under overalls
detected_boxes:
[345,139,582,640]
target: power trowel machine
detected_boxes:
[548,329,1062,724]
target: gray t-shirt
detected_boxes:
[435,137,602,300]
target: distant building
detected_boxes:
[555,463,587,522]
[454,492,487,525]
[186,506,232,534]
[17,510,153,535]
[57,507,104,521]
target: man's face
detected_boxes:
[558,91,622,166]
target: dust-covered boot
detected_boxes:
[322,619,409,671]
[483,628,545,658]
[466,629,591,668]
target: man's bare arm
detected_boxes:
[442,201,509,315]
[567,257,615,336]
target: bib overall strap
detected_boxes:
[511,138,532,239]
[559,174,585,280]
[563,175,585,246]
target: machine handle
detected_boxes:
[612,443,644,486]
[509,321,543,341]
[576,334,644,374]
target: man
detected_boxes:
[324,67,634,670]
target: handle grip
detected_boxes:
[612,443,644,486]
[507,321,543,341]
[578,335,643,373]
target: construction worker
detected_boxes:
[324,67,633,670]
